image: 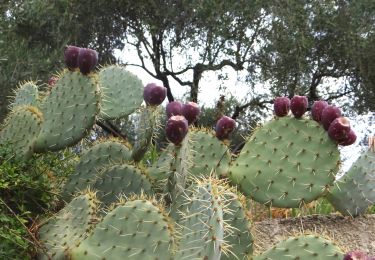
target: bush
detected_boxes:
[0,145,76,259]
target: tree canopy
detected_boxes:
[1,0,374,123]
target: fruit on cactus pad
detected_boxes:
[339,128,357,146]
[290,95,308,118]
[321,105,341,130]
[328,117,351,143]
[77,48,98,74]
[166,101,183,118]
[273,97,290,117]
[165,115,188,145]
[182,101,200,124]
[343,250,369,260]
[215,116,236,140]
[143,83,167,106]
[64,45,80,69]
[311,100,328,122]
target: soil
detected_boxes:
[253,213,375,255]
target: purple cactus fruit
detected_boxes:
[290,95,308,118]
[165,115,189,145]
[339,128,357,146]
[273,97,290,117]
[77,48,98,74]
[166,101,183,118]
[311,100,328,122]
[328,117,351,143]
[64,46,81,69]
[143,83,167,106]
[343,250,368,260]
[321,105,342,130]
[215,116,236,140]
[182,102,200,125]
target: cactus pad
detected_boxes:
[327,149,375,216]
[253,234,343,260]
[229,117,340,208]
[11,81,39,109]
[71,199,175,260]
[0,106,42,160]
[93,164,154,206]
[62,140,132,201]
[34,70,99,152]
[147,144,175,183]
[98,66,143,119]
[38,192,98,260]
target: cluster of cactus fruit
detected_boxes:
[0,46,374,259]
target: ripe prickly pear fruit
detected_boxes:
[343,250,368,260]
[64,45,80,69]
[328,117,351,143]
[339,128,357,146]
[182,101,200,125]
[77,48,98,74]
[143,83,167,106]
[215,116,236,140]
[165,115,188,145]
[311,100,328,122]
[321,105,342,130]
[273,97,290,117]
[166,101,183,118]
[290,95,308,118]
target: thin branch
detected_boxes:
[231,99,273,120]
[96,120,127,140]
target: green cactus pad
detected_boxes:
[188,129,231,177]
[253,234,343,260]
[93,164,154,206]
[229,117,340,208]
[62,140,132,201]
[34,70,99,152]
[98,65,143,119]
[10,81,39,109]
[327,149,375,217]
[147,143,175,183]
[0,106,42,160]
[132,106,159,162]
[71,199,175,260]
[174,178,228,260]
[38,192,98,260]
[222,192,253,260]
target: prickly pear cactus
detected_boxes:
[174,178,228,260]
[71,198,175,260]
[34,70,99,152]
[229,117,340,208]
[222,192,253,260]
[98,65,143,119]
[61,140,132,201]
[147,143,175,184]
[93,164,154,206]
[253,234,343,260]
[11,81,39,109]
[327,148,375,216]
[38,192,98,260]
[131,106,159,162]
[0,106,42,160]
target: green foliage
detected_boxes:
[0,145,76,259]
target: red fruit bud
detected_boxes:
[143,83,167,106]
[182,102,200,125]
[311,100,328,122]
[215,116,236,140]
[328,117,351,143]
[64,46,81,70]
[77,48,98,74]
[273,97,290,117]
[166,101,183,118]
[290,95,308,118]
[321,105,341,130]
[165,115,188,145]
[343,250,368,260]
